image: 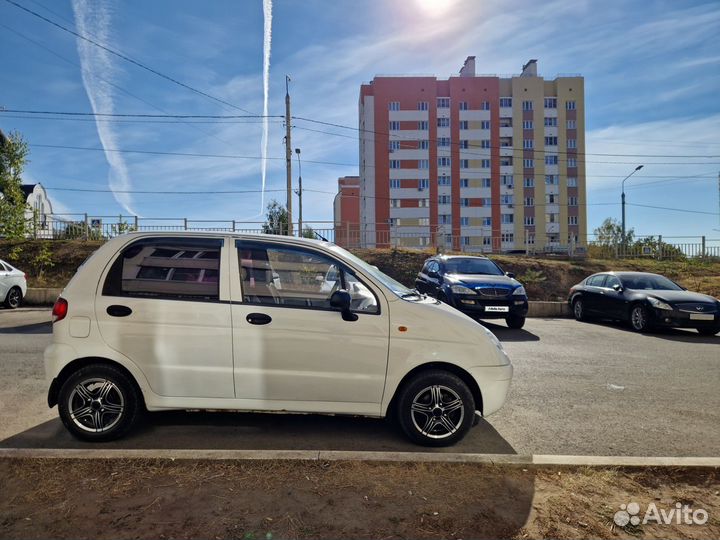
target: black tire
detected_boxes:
[4,286,22,309]
[629,304,653,333]
[395,370,475,447]
[572,297,586,321]
[506,315,525,329]
[57,363,141,442]
[697,326,720,336]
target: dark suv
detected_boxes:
[415,255,528,329]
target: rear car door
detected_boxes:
[0,262,10,299]
[95,236,235,399]
[230,240,390,413]
[582,274,607,314]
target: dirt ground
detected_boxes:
[0,459,718,539]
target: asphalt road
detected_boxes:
[1,307,718,456]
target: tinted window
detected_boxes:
[443,258,503,276]
[586,275,607,287]
[604,275,621,289]
[0,262,8,272]
[620,274,683,291]
[103,237,222,301]
[237,241,378,314]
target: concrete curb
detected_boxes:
[24,287,62,306]
[0,448,718,467]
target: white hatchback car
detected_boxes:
[45,233,512,446]
[0,259,27,309]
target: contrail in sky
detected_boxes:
[71,0,136,215]
[260,0,272,212]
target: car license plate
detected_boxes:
[690,313,714,321]
[485,306,509,312]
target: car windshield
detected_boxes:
[621,275,683,291]
[328,244,416,299]
[443,258,503,276]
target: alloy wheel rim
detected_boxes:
[410,385,465,439]
[574,300,583,318]
[632,307,645,329]
[8,289,20,307]
[67,378,125,433]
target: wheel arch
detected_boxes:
[48,356,145,409]
[385,362,483,418]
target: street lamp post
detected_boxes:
[621,165,644,245]
[294,148,303,236]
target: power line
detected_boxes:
[0,114,283,125]
[627,203,720,216]
[1,109,278,119]
[2,0,256,114]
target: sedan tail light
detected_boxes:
[52,298,68,323]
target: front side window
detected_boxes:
[237,242,379,314]
[103,237,222,301]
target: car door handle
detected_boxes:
[106,305,132,317]
[246,313,272,325]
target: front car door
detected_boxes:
[582,274,607,314]
[230,240,390,415]
[599,274,627,319]
[95,236,235,399]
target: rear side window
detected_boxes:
[0,262,9,271]
[586,275,607,287]
[103,237,223,301]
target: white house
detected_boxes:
[21,183,55,238]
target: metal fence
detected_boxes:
[20,213,720,261]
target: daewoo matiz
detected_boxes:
[45,233,512,446]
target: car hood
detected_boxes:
[444,273,521,287]
[642,290,718,304]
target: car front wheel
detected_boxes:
[396,370,475,447]
[506,315,525,329]
[630,304,653,333]
[4,286,22,309]
[57,364,141,441]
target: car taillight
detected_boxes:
[52,298,68,323]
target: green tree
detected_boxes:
[262,200,289,235]
[0,130,30,240]
[301,225,316,239]
[593,217,634,247]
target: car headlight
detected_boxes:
[450,284,476,295]
[648,297,672,310]
[512,285,526,296]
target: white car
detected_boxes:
[45,233,512,446]
[0,259,27,309]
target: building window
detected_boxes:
[461,236,471,246]
[419,198,430,207]
[483,217,492,226]
[566,100,576,110]
[481,159,491,168]
[569,216,578,225]
[545,155,558,165]
[524,216,535,226]
[483,237,492,246]
[481,101,490,110]
[389,140,401,151]
[417,101,428,111]
[439,195,451,205]
[524,197,534,206]
[568,157,577,167]
[419,140,429,150]
[389,121,401,131]
[460,178,469,188]
[500,157,512,166]
[482,178,491,188]
[389,101,400,111]
[461,198,470,207]
[418,120,429,130]
[482,197,492,206]
[390,160,401,169]
[460,217,469,226]
[459,140,469,149]
[501,233,514,243]
[459,101,468,110]
[567,119,576,129]
[437,117,450,128]
[546,213,557,223]
[546,194,557,204]
[523,159,534,168]
[437,97,450,108]
[524,177,534,188]
[481,120,490,129]
[544,97,557,109]
[439,157,452,167]
[501,175,513,187]
[567,139,576,149]
[460,159,469,169]
[418,217,430,226]
[523,139,534,149]
[438,137,450,147]
[522,100,533,111]
[523,120,533,129]
[419,179,430,190]
[501,214,514,224]
[481,140,491,148]
[568,177,577,187]
[418,159,429,169]
[544,136,558,146]
[544,117,558,127]
[438,175,451,186]
[501,194,513,205]
[527,234,535,245]
[390,179,401,189]
[545,175,559,185]
[459,120,469,129]
[499,97,512,107]
[569,196,578,206]
[390,199,400,208]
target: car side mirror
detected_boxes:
[612,283,623,292]
[330,290,358,322]
[505,272,515,279]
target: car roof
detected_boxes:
[590,271,663,278]
[431,255,491,261]
[112,230,336,250]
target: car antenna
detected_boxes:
[313,231,329,242]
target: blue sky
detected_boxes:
[1,0,719,238]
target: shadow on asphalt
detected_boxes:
[580,319,720,344]
[0,411,517,454]
[479,321,540,342]
[0,321,52,334]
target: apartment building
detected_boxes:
[334,175,360,247]
[357,57,586,252]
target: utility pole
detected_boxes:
[295,148,303,236]
[621,164,644,244]
[285,76,293,236]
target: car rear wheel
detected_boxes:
[630,304,653,333]
[4,286,22,309]
[572,297,586,321]
[57,364,141,442]
[396,370,475,447]
[697,326,720,336]
[506,315,525,329]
